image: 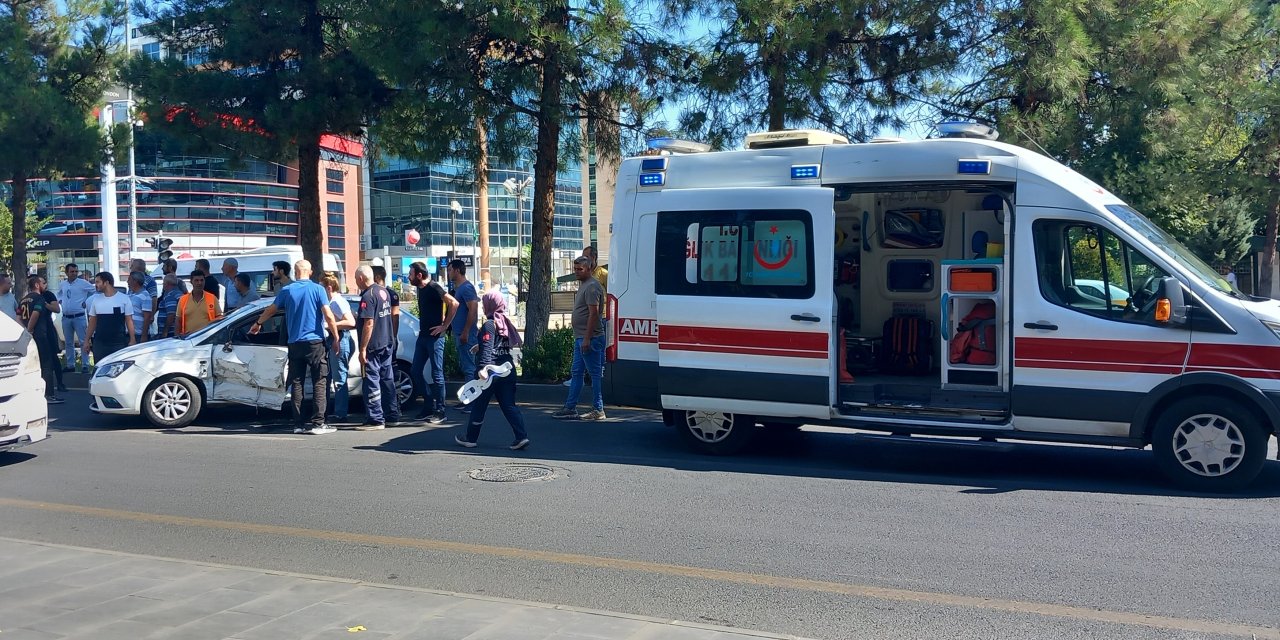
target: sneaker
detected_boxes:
[80,366,90,375]
[427,411,446,425]
[454,436,477,448]
[293,427,307,434]
[551,408,578,419]
[355,423,385,431]
[306,425,337,435]
[46,396,65,405]
[578,409,606,421]
[56,384,68,393]
[562,379,572,387]
[509,438,530,450]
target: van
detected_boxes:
[151,245,344,294]
[604,125,1280,491]
[0,313,51,453]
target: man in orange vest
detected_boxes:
[178,269,221,336]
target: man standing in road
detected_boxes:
[156,275,182,339]
[128,258,158,308]
[0,274,17,321]
[58,263,96,373]
[448,259,480,389]
[177,270,221,336]
[162,258,187,293]
[18,275,65,404]
[220,258,244,310]
[84,272,135,365]
[195,258,221,304]
[408,261,458,424]
[355,265,402,430]
[251,260,340,435]
[552,256,607,421]
[126,272,154,344]
[371,265,401,353]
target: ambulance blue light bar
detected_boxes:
[640,157,668,172]
[791,164,821,180]
[639,172,665,187]
[957,160,991,175]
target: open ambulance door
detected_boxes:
[649,187,836,452]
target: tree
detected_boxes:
[127,0,393,279]
[0,0,118,296]
[0,199,48,274]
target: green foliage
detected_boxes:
[0,201,48,274]
[1188,196,1257,266]
[443,332,462,381]
[519,326,574,383]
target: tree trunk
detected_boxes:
[11,175,29,298]
[524,0,569,351]
[763,39,787,131]
[1260,162,1280,298]
[475,115,491,289]
[297,135,323,281]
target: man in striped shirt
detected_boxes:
[155,275,182,339]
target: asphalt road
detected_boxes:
[3,391,1280,639]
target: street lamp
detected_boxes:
[449,199,462,260]
[502,176,533,304]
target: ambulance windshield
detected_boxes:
[1106,205,1237,294]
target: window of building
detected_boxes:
[142,42,161,60]
[1033,219,1171,324]
[655,209,813,299]
[326,168,345,194]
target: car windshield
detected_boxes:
[1105,204,1237,294]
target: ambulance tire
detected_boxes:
[678,411,756,455]
[1151,397,1268,492]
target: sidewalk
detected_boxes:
[0,538,811,640]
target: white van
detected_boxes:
[151,245,344,294]
[0,314,51,453]
[604,126,1280,491]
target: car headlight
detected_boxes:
[95,361,134,379]
[1262,320,1280,343]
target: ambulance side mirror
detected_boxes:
[1154,277,1187,326]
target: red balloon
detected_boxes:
[405,229,421,246]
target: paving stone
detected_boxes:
[0,628,66,640]
[0,603,76,629]
[161,610,277,640]
[0,554,121,586]
[62,618,165,640]
[124,586,263,626]
[40,576,168,610]
[29,595,168,636]
[396,615,492,640]
[229,582,360,618]
[131,567,254,600]
[230,601,352,639]
[51,559,133,588]
[0,583,81,610]
[550,614,650,639]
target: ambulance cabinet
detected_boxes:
[942,260,1003,388]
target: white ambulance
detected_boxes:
[603,124,1280,491]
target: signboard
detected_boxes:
[550,290,576,314]
[436,256,474,271]
[26,235,97,251]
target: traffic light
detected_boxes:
[146,235,174,266]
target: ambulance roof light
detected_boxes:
[936,120,999,141]
[645,137,712,154]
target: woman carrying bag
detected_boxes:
[455,291,529,450]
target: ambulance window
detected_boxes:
[656,210,814,299]
[1034,220,1172,324]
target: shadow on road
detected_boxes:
[355,405,1280,500]
[0,452,37,467]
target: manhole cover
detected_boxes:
[467,464,559,483]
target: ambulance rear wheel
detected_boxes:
[679,411,755,455]
[1151,397,1267,492]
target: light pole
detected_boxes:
[449,200,462,260]
[502,176,533,305]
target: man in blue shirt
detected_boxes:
[448,259,479,389]
[251,260,340,435]
[355,265,401,430]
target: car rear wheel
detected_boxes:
[1151,396,1267,492]
[678,410,755,455]
[142,377,202,428]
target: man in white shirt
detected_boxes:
[57,263,97,373]
[0,274,17,321]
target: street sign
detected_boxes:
[26,235,96,251]
[436,256,474,271]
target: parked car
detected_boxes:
[0,313,50,452]
[1071,279,1132,307]
[88,295,420,428]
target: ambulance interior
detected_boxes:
[832,187,1011,423]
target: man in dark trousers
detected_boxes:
[18,275,65,404]
[355,265,402,430]
[251,260,340,435]
[408,261,458,423]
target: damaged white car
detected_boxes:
[88,296,419,428]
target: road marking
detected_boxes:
[0,497,1275,639]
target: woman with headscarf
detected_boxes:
[455,291,529,450]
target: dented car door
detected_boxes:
[210,315,290,409]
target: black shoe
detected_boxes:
[46,396,65,405]
[428,411,446,425]
[56,384,68,393]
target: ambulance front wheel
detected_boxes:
[1151,397,1268,492]
[678,411,755,455]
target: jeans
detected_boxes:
[328,332,355,419]
[287,340,328,427]
[62,314,88,368]
[466,370,527,443]
[91,336,128,365]
[412,332,446,413]
[455,328,479,381]
[564,335,605,412]
[362,345,401,424]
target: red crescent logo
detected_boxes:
[753,238,795,270]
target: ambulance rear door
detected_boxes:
[650,187,836,420]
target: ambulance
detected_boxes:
[603,123,1280,491]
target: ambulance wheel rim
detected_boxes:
[1171,413,1246,478]
[685,411,735,443]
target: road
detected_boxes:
[3,391,1280,639]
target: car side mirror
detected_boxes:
[222,341,234,353]
[1155,277,1187,326]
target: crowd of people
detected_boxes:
[0,245,610,447]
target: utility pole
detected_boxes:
[125,0,138,266]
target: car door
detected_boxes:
[1011,207,1190,437]
[650,187,836,420]
[210,313,289,409]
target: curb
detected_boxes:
[0,536,816,640]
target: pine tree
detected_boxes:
[0,0,118,295]
[127,0,393,280]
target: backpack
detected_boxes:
[880,315,934,375]
[949,301,997,365]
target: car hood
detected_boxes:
[97,338,206,369]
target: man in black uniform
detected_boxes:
[408,261,458,423]
[355,266,402,430]
[18,275,65,404]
